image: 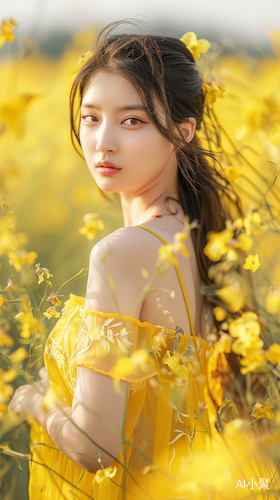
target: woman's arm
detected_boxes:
[9,230,148,472]
[41,368,128,472]
[10,368,128,472]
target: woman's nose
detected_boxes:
[95,122,117,154]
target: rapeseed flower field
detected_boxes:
[1,19,280,499]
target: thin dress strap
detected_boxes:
[136,225,201,367]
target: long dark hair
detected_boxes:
[70,22,242,284]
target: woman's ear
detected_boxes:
[179,118,196,143]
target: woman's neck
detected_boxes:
[120,167,181,227]
[120,189,181,227]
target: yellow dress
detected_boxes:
[29,227,276,499]
[29,293,215,500]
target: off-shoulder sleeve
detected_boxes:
[73,308,160,383]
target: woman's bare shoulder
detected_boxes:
[90,226,160,263]
[86,226,160,316]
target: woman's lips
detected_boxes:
[96,161,121,176]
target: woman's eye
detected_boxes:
[123,118,143,126]
[82,115,98,123]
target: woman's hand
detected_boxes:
[37,367,50,392]
[8,367,50,418]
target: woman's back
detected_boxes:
[85,213,205,339]
[137,217,205,337]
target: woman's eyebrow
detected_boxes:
[81,103,147,112]
[118,105,147,112]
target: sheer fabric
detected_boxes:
[29,294,215,499]
[29,226,280,497]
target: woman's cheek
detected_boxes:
[126,134,155,161]
[80,126,95,151]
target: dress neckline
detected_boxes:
[66,293,209,348]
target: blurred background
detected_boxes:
[2,0,280,45]
[1,1,280,498]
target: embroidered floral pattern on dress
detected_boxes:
[45,338,66,369]
[130,380,146,395]
[80,315,133,354]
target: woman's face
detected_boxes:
[79,71,178,197]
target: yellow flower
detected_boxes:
[243,254,260,273]
[203,83,227,105]
[162,351,193,380]
[180,32,211,59]
[112,349,150,391]
[266,343,280,364]
[94,465,117,484]
[43,307,60,319]
[226,248,239,262]
[240,352,266,374]
[78,213,105,241]
[266,287,280,314]
[35,263,53,286]
[0,374,14,403]
[8,251,38,272]
[9,347,27,363]
[47,292,62,307]
[232,218,243,230]
[213,306,227,322]
[0,94,35,136]
[157,243,178,270]
[5,279,16,291]
[42,386,58,411]
[217,285,245,312]
[226,401,238,413]
[219,398,238,413]
[0,19,17,49]
[224,165,241,183]
[173,232,190,257]
[15,308,39,339]
[2,368,17,383]
[0,329,14,347]
[214,334,232,354]
[0,217,16,256]
[198,401,208,416]
[77,51,93,68]
[203,229,234,262]
[157,219,192,272]
[229,312,263,356]
[0,404,8,415]
[238,92,280,138]
[251,402,274,420]
[243,209,263,235]
[235,233,253,252]
[0,296,3,308]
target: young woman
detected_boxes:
[9,23,235,499]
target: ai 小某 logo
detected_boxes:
[236,478,269,490]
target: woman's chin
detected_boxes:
[95,183,121,194]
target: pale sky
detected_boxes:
[1,0,280,42]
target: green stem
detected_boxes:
[56,267,89,294]
[37,283,49,317]
[258,268,273,287]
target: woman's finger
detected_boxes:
[8,387,25,414]
[37,368,50,391]
[39,367,47,379]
